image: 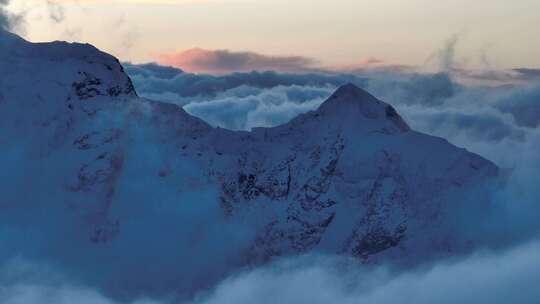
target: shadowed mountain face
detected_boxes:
[0,30,498,300]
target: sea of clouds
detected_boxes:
[2,239,540,304]
[127,59,540,303]
[124,60,540,166]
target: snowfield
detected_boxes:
[0,29,500,299]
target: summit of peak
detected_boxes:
[314,83,411,133]
[318,83,385,112]
[319,83,383,111]
[331,83,378,100]
[0,30,138,102]
[334,83,365,93]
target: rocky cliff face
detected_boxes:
[205,84,498,263]
[0,30,498,296]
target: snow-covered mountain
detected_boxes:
[0,30,499,295]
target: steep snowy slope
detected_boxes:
[0,30,498,297]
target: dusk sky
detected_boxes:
[6,0,540,72]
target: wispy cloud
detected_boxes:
[0,0,24,31]
[0,0,66,32]
[53,0,251,5]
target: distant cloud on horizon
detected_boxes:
[154,47,421,76]
[156,48,321,74]
[152,46,539,89]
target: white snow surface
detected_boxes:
[0,30,499,296]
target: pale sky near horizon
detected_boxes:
[6,0,540,70]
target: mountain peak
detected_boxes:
[316,83,411,132]
[0,31,137,109]
[322,83,383,109]
[332,83,375,99]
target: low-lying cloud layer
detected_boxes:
[123,62,365,100]
[125,62,540,161]
[3,239,540,304]
[195,240,540,304]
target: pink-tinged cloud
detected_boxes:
[333,57,410,73]
[156,48,318,74]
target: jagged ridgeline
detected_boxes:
[0,29,499,298]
